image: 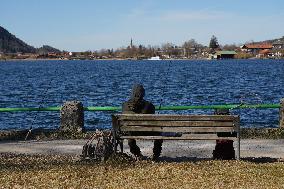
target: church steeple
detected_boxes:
[130,38,133,48]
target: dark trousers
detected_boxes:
[128,131,163,157]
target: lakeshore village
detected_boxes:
[1,25,284,61]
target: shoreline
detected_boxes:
[1,127,284,142]
[1,57,283,62]
[0,58,208,61]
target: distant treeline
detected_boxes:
[1,25,284,60]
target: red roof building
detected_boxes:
[241,43,273,54]
[245,44,272,49]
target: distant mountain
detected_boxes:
[262,36,284,44]
[0,26,61,54]
[37,45,61,54]
[0,26,36,53]
[247,36,284,45]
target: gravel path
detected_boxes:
[1,139,284,160]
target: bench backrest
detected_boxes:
[112,114,240,140]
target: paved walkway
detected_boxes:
[1,139,284,161]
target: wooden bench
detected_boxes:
[112,114,240,160]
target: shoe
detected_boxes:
[135,153,143,161]
[151,154,160,161]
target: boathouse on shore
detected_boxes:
[214,51,237,59]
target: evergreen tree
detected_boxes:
[209,35,219,49]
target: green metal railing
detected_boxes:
[0,104,281,112]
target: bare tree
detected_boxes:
[182,39,203,58]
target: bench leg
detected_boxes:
[236,133,240,160]
[113,138,117,153]
[112,128,117,153]
[120,140,124,153]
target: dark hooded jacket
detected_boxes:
[122,84,155,114]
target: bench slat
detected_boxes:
[112,114,240,159]
[116,114,239,121]
[120,134,237,140]
[120,120,234,127]
[120,126,235,133]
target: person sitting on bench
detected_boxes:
[122,84,163,160]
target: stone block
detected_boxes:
[60,101,84,132]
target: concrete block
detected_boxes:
[60,101,84,132]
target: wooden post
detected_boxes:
[60,101,84,132]
[280,99,284,128]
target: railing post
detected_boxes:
[280,99,284,128]
[60,101,84,132]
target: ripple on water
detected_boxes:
[0,59,283,130]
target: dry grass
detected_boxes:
[1,154,284,189]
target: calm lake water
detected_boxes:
[0,59,283,130]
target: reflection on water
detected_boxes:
[0,59,283,130]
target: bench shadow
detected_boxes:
[156,156,282,163]
[158,156,212,163]
[241,157,282,164]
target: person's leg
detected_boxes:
[153,139,163,160]
[128,139,142,156]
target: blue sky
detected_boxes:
[1,0,284,51]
